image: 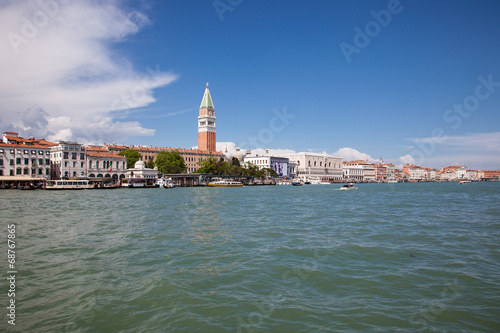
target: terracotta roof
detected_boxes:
[86,151,126,158]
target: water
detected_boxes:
[1,182,500,332]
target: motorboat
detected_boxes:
[340,183,356,190]
[291,182,303,186]
[459,180,471,184]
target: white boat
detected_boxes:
[340,183,356,190]
[207,179,243,187]
[309,177,322,185]
[121,178,159,188]
[388,180,398,183]
[459,180,471,184]
[45,180,93,190]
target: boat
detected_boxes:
[207,179,243,187]
[340,183,356,190]
[45,180,93,190]
[291,182,303,186]
[388,180,398,183]
[310,177,322,185]
[121,178,159,188]
[157,177,177,188]
[459,180,471,184]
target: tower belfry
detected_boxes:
[198,83,216,152]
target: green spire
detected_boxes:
[200,82,214,109]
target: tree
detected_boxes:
[155,151,187,174]
[118,149,142,169]
[195,156,218,174]
[146,160,155,169]
[230,157,241,167]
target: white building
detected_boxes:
[1,132,54,178]
[285,153,343,181]
[343,164,364,182]
[50,141,87,179]
[126,160,158,180]
[244,152,291,178]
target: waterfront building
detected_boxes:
[198,83,216,153]
[403,164,429,181]
[124,159,158,187]
[0,132,55,178]
[343,160,376,182]
[85,145,127,181]
[244,150,291,177]
[342,163,364,182]
[105,144,223,173]
[440,165,468,181]
[50,141,87,179]
[285,153,343,181]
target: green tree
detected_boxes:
[230,157,241,167]
[118,149,141,169]
[155,151,187,174]
[146,160,155,169]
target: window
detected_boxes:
[96,161,99,168]
[72,153,77,160]
[81,162,84,168]
[39,151,43,155]
[73,162,76,168]
[10,170,14,176]
[46,151,50,155]
[24,150,28,154]
[0,149,3,153]
[10,149,14,154]
[24,158,29,165]
[10,159,14,166]
[63,152,69,159]
[31,150,36,154]
[314,161,317,167]
[0,159,3,166]
[80,153,85,160]
[64,161,68,167]
[45,159,49,165]
[89,161,92,168]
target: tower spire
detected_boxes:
[198,83,216,152]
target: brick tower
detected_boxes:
[198,82,216,152]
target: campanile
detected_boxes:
[198,83,216,152]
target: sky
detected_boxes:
[1,0,499,169]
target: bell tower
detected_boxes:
[198,82,216,152]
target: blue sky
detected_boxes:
[1,0,499,169]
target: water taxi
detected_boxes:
[340,183,356,190]
[207,179,243,187]
[45,180,93,190]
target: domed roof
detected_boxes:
[134,160,146,169]
[234,146,244,162]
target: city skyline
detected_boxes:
[1,1,499,170]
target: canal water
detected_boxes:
[1,182,499,332]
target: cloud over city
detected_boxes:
[0,0,176,144]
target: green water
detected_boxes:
[1,182,500,332]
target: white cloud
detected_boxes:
[215,142,296,157]
[399,154,415,165]
[0,0,177,143]
[332,147,373,162]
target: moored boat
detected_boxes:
[45,180,93,190]
[207,179,243,187]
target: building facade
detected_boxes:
[50,141,87,179]
[244,153,291,178]
[1,132,55,178]
[86,146,127,180]
[286,153,343,181]
[198,83,216,153]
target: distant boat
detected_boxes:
[45,180,93,190]
[291,182,303,186]
[340,183,356,190]
[207,179,243,187]
[459,180,471,185]
[388,180,398,183]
